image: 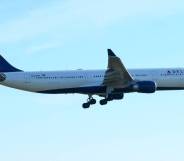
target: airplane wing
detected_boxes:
[103,49,134,88]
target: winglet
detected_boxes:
[108,49,116,57]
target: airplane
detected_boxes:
[0,49,184,108]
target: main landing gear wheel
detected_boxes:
[100,99,108,105]
[82,96,96,109]
[82,102,90,109]
[90,99,96,105]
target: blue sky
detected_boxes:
[0,0,184,161]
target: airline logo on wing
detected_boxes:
[0,73,6,82]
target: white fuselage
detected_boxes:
[1,68,184,94]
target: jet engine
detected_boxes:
[132,81,157,93]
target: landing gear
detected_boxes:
[99,93,123,106]
[99,87,114,106]
[99,96,113,106]
[99,99,108,105]
[90,98,96,105]
[82,93,124,108]
[82,102,90,109]
[82,96,96,109]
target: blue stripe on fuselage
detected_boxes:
[37,86,145,94]
[37,86,107,94]
[37,86,184,94]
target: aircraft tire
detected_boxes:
[100,99,108,105]
[90,99,96,105]
[82,103,90,109]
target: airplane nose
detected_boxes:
[0,73,6,82]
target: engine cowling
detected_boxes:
[132,81,157,93]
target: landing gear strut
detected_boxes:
[82,93,124,108]
[99,93,117,106]
[99,87,114,106]
[99,96,113,106]
[82,96,96,109]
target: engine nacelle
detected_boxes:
[132,81,157,93]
